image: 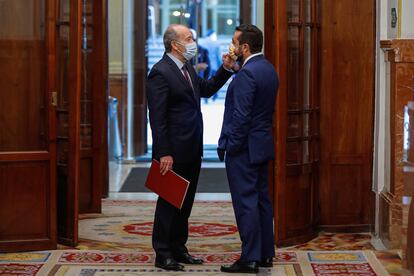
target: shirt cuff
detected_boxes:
[223,66,234,73]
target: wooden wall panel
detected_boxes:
[0,0,39,39]
[319,0,375,230]
[0,163,48,237]
[0,161,53,250]
[285,174,313,233]
[329,165,364,224]
[0,41,46,152]
[0,0,56,252]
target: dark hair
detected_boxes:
[235,24,263,54]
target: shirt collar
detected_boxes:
[167,53,185,70]
[242,52,263,67]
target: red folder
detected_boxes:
[145,159,190,209]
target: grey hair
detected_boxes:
[163,25,179,53]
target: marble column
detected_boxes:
[379,40,414,253]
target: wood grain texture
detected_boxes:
[319,0,375,230]
[56,0,81,247]
[0,0,57,252]
[78,0,108,213]
[266,0,319,246]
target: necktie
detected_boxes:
[182,66,194,91]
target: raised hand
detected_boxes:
[222,53,236,71]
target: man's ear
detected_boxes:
[243,43,250,54]
[171,41,178,51]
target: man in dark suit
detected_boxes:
[218,24,279,274]
[146,24,235,271]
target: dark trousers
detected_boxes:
[225,150,275,262]
[152,158,201,259]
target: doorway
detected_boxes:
[106,0,263,197]
[107,0,263,162]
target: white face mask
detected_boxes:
[176,41,197,61]
[228,43,238,61]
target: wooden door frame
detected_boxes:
[93,0,110,199]
[47,0,58,250]
[264,0,291,245]
[57,0,82,246]
[132,0,148,156]
[79,0,109,212]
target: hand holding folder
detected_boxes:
[145,159,190,209]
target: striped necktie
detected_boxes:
[182,65,194,91]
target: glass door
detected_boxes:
[273,0,320,246]
[78,0,108,213]
[56,0,108,246]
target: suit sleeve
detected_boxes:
[146,68,171,158]
[198,65,233,98]
[226,69,256,154]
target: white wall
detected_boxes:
[387,0,398,38]
[255,0,265,34]
[374,0,391,194]
[401,0,414,38]
[108,0,129,74]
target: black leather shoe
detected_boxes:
[155,257,185,271]
[174,252,204,264]
[220,259,259,273]
[259,257,273,267]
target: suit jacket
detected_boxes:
[218,54,279,164]
[147,53,232,163]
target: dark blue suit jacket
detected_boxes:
[147,53,232,163]
[219,54,279,164]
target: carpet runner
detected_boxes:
[0,199,401,275]
[0,250,389,275]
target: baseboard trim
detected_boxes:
[319,224,373,233]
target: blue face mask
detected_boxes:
[176,41,198,61]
